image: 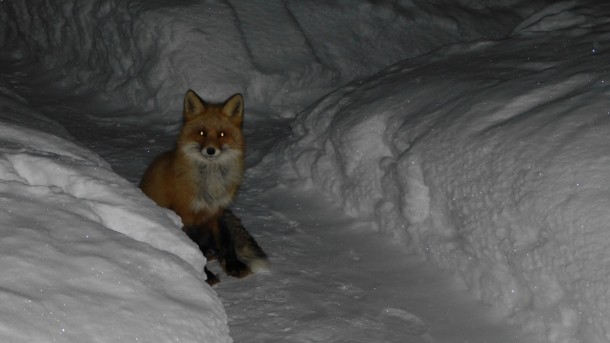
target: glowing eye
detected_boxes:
[199,130,205,136]
[219,131,225,137]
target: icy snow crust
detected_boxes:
[274,3,610,343]
[2,0,607,342]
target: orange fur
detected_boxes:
[140,90,248,283]
[140,90,244,224]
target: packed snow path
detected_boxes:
[221,167,537,343]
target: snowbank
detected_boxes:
[0,90,230,341]
[0,0,542,120]
[272,2,610,342]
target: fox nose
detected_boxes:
[204,146,220,157]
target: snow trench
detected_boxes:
[271,4,610,342]
[0,0,573,341]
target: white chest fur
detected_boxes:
[190,159,242,212]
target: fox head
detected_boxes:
[178,90,245,167]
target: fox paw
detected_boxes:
[204,267,220,286]
[224,259,252,278]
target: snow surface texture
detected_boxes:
[0,0,536,120]
[0,93,230,340]
[272,3,610,342]
[2,0,608,342]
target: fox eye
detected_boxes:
[199,130,205,136]
[219,131,225,138]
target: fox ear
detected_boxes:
[184,90,206,121]
[222,93,244,125]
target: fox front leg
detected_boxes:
[183,225,221,285]
[216,214,252,278]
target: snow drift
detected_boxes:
[271,2,610,342]
[0,89,230,340]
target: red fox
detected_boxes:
[140,90,267,284]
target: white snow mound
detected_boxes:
[0,94,231,342]
[272,3,610,342]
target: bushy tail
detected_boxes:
[224,209,269,272]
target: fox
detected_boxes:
[140,89,267,285]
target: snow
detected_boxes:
[2,0,609,342]
[0,94,229,341]
[271,3,610,342]
[0,0,538,119]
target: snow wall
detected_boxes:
[271,3,610,343]
[0,0,538,120]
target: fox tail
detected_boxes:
[224,209,269,272]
